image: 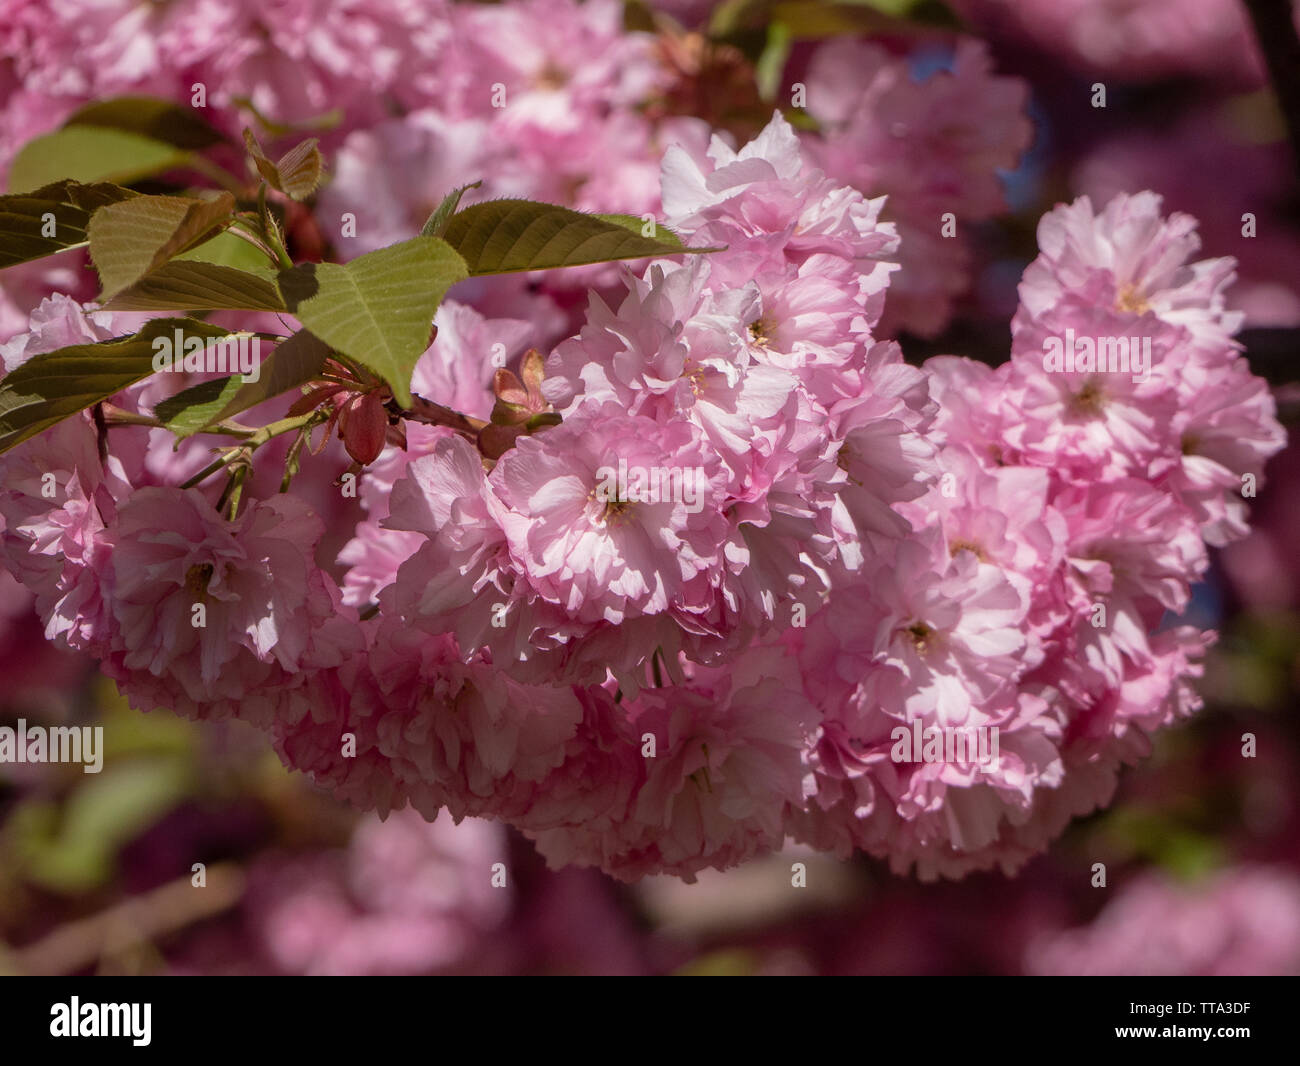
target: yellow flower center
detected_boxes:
[748,317,775,349]
[185,562,215,602]
[1072,379,1106,416]
[949,539,988,561]
[1116,283,1149,313]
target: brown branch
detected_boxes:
[394,393,489,435]
[5,863,245,976]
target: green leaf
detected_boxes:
[88,192,237,299]
[12,758,191,893]
[231,95,343,138]
[96,678,198,759]
[441,199,705,275]
[146,194,237,264]
[840,0,943,15]
[176,228,275,272]
[153,330,330,437]
[708,0,770,35]
[710,0,957,39]
[7,126,189,194]
[62,95,226,150]
[420,181,482,238]
[755,21,792,100]
[152,376,247,436]
[277,237,466,407]
[0,180,138,269]
[102,260,285,313]
[0,317,231,455]
[767,0,959,38]
[594,213,685,247]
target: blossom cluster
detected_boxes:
[0,0,1037,344]
[0,0,1288,884]
[950,0,1290,87]
[2,102,1286,882]
[801,37,1033,337]
[241,810,511,976]
[791,188,1284,878]
[1026,865,1300,976]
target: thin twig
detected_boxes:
[396,393,490,435]
[225,217,282,266]
[179,410,326,490]
[6,864,245,976]
[183,153,247,196]
[100,403,163,429]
